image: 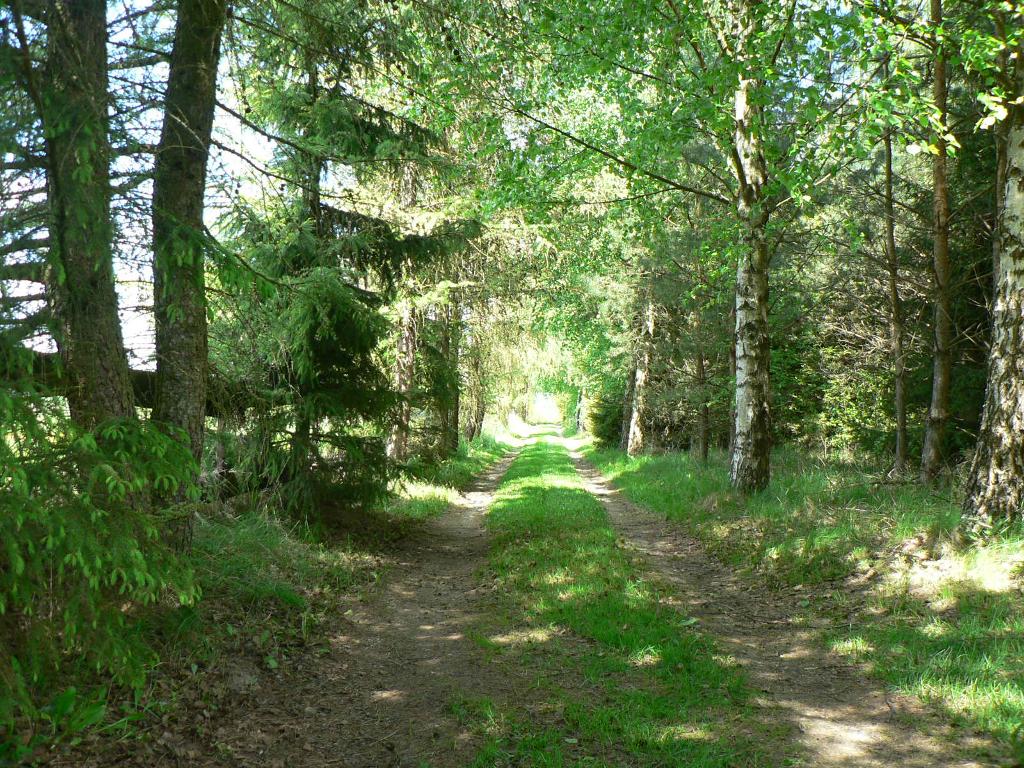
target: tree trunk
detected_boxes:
[448,299,461,453]
[920,0,953,483]
[729,72,772,492]
[883,121,908,473]
[992,11,1009,292]
[619,364,636,451]
[389,141,421,459]
[962,59,1024,532]
[627,297,654,457]
[727,303,737,454]
[290,411,312,479]
[438,299,460,456]
[695,340,710,463]
[471,395,485,441]
[387,301,416,461]
[43,0,134,428]
[152,0,227,463]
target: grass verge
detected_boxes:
[462,437,792,767]
[396,433,514,520]
[586,442,1024,760]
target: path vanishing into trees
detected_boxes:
[100,431,989,768]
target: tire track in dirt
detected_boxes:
[568,445,992,768]
[205,452,520,768]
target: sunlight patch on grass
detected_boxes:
[488,627,555,646]
[459,438,795,767]
[655,724,714,742]
[628,646,662,667]
[389,431,514,521]
[541,569,573,586]
[586,440,1024,759]
[828,636,873,657]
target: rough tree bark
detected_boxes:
[462,343,486,441]
[464,396,485,441]
[990,9,1009,295]
[387,301,417,462]
[883,117,908,473]
[153,0,227,462]
[962,50,1024,531]
[38,0,135,427]
[729,60,772,492]
[994,124,1008,291]
[467,393,485,441]
[626,297,654,457]
[920,0,953,483]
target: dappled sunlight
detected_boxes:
[585,443,963,588]
[567,445,1001,767]
[370,689,406,702]
[541,569,573,586]
[488,627,555,646]
[556,584,600,602]
[468,439,783,766]
[895,541,1024,599]
[399,479,459,504]
[628,646,663,668]
[581,441,1024,750]
[654,724,714,743]
[829,636,875,655]
[827,576,1024,746]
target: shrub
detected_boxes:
[0,359,198,758]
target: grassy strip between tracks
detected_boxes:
[456,436,793,767]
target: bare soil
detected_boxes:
[568,446,994,768]
[201,452,521,768]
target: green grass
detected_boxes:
[586,442,1024,760]
[395,433,514,520]
[463,438,792,767]
[407,433,513,488]
[7,430,518,763]
[139,510,387,681]
[586,445,961,587]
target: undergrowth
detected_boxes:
[405,433,512,491]
[586,442,1024,760]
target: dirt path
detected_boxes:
[205,453,519,768]
[567,445,991,768]
[63,440,995,768]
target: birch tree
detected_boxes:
[962,5,1024,530]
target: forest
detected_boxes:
[1,0,1023,765]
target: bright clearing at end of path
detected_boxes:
[529,392,563,424]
